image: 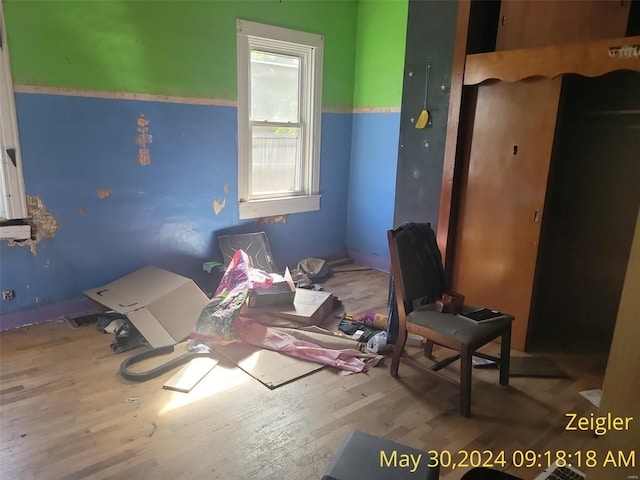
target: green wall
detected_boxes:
[353,0,408,109]
[4,0,358,108]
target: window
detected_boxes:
[236,20,323,219]
[0,5,29,240]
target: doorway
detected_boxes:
[528,71,640,353]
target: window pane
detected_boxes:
[250,50,300,123]
[251,125,301,196]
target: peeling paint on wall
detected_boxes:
[212,197,226,215]
[96,189,112,199]
[212,184,229,215]
[7,195,60,255]
[254,214,288,225]
[136,114,152,166]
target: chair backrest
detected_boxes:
[388,222,447,311]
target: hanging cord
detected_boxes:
[422,58,432,110]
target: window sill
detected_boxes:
[239,194,320,219]
[0,224,31,240]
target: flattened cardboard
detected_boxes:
[214,343,324,389]
[84,266,210,348]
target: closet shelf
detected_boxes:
[464,35,640,86]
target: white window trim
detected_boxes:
[0,2,29,239]
[236,19,323,219]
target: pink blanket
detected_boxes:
[239,321,369,373]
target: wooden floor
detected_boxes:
[0,267,608,480]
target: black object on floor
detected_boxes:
[322,430,439,480]
[509,356,569,378]
[111,320,147,354]
[337,318,378,343]
[119,345,217,382]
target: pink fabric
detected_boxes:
[239,322,368,373]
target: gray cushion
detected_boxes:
[407,304,513,345]
[322,430,439,480]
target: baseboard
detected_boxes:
[346,250,390,273]
[0,298,97,331]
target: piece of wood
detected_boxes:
[465,35,640,86]
[591,212,640,480]
[451,78,562,351]
[162,357,218,393]
[437,0,471,274]
[496,0,630,51]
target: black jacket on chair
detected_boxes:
[387,222,447,344]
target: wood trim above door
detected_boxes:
[464,35,640,86]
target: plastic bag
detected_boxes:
[367,331,392,354]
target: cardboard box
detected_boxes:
[247,282,296,307]
[246,268,296,308]
[240,288,333,326]
[274,288,334,325]
[84,266,210,348]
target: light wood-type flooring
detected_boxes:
[1,266,610,479]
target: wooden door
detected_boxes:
[451,78,562,351]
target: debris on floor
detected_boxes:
[337,314,391,353]
[472,356,499,368]
[86,231,389,389]
[579,389,602,407]
[291,257,333,288]
[190,250,380,375]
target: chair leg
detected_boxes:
[460,346,472,417]
[390,327,408,377]
[499,324,511,386]
[423,339,434,359]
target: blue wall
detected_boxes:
[0,94,352,327]
[0,0,411,330]
[345,112,400,271]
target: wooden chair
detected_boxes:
[387,223,514,417]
